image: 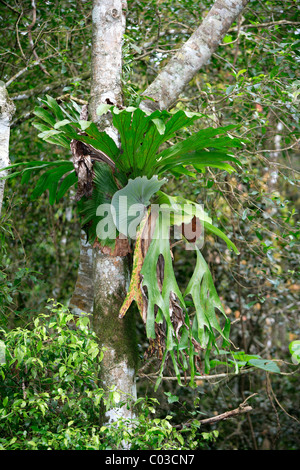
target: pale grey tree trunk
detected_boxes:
[69,0,250,413]
[267,121,283,188]
[71,0,137,421]
[0,84,15,216]
[89,0,138,420]
[89,0,126,122]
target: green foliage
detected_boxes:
[79,162,119,245]
[1,0,299,450]
[141,208,233,389]
[31,100,242,183]
[99,397,216,450]
[185,248,231,355]
[2,101,243,247]
[0,267,42,328]
[0,301,106,449]
[111,175,166,235]
[33,95,82,148]
[2,98,243,386]
[0,302,212,450]
[97,105,243,179]
[289,340,300,364]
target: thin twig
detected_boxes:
[56,93,88,105]
[0,0,20,14]
[267,373,300,424]
[246,140,299,154]
[27,0,50,76]
[5,54,57,87]
[241,20,300,29]
[9,70,91,98]
[266,373,281,445]
[15,9,26,63]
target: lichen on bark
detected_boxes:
[92,253,138,371]
[0,83,15,216]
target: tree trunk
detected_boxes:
[92,251,138,421]
[0,84,15,216]
[89,0,138,419]
[69,230,94,317]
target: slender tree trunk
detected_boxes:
[0,84,15,216]
[264,115,283,190]
[89,0,138,419]
[69,0,250,409]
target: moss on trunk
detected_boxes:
[92,250,138,398]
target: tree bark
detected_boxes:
[140,0,250,111]
[89,0,126,122]
[0,84,15,216]
[88,0,138,420]
[69,0,250,409]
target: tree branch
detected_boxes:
[0,0,19,14]
[141,0,250,112]
[6,54,58,89]
[27,0,50,76]
[9,71,91,100]
[240,20,300,29]
[138,368,255,382]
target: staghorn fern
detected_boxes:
[1,97,245,387]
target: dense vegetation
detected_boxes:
[1,302,214,450]
[0,0,299,450]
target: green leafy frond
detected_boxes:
[33,97,120,159]
[31,100,243,190]
[0,160,77,205]
[136,204,233,388]
[184,247,230,351]
[111,176,166,236]
[4,97,244,388]
[95,105,243,179]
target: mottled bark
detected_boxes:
[89,0,138,419]
[90,0,126,121]
[0,84,15,216]
[140,0,250,112]
[69,231,94,316]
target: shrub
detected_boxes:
[0,301,215,450]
